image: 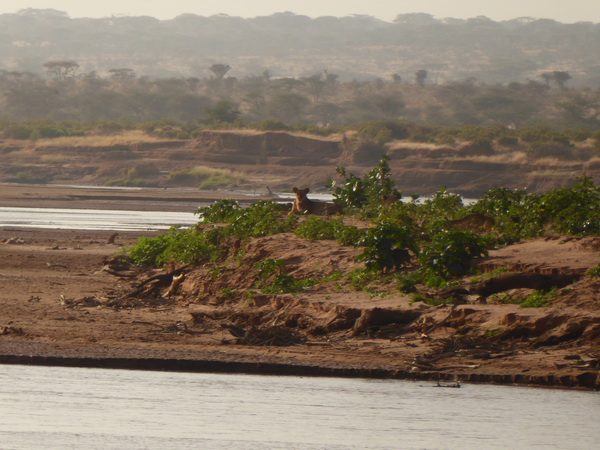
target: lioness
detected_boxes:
[290,187,342,215]
[447,213,495,230]
[381,191,401,208]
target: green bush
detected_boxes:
[419,230,489,279]
[128,227,223,266]
[329,155,399,217]
[470,187,545,242]
[538,177,600,235]
[197,199,241,223]
[294,217,364,245]
[294,217,337,240]
[356,222,418,273]
[355,120,409,142]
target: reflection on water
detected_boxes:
[0,364,598,449]
[0,207,198,231]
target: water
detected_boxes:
[0,207,198,231]
[0,365,598,449]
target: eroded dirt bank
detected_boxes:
[2,131,599,196]
[1,186,599,390]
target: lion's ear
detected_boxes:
[292,187,299,193]
[303,188,310,194]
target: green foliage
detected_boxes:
[520,287,558,308]
[417,187,465,233]
[347,268,378,291]
[204,100,240,124]
[409,292,465,306]
[2,119,86,139]
[396,271,422,293]
[470,187,544,242]
[518,126,569,144]
[419,230,489,279]
[128,226,223,267]
[198,200,295,238]
[255,119,291,131]
[106,178,158,187]
[197,199,241,223]
[470,177,599,241]
[255,259,316,294]
[469,266,510,283]
[226,201,296,238]
[355,120,409,144]
[538,177,600,235]
[294,217,364,245]
[329,155,399,216]
[356,222,418,273]
[586,264,600,278]
[294,217,337,240]
[169,166,243,188]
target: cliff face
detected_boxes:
[185,131,598,195]
[192,131,344,166]
[0,131,598,195]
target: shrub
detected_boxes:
[356,120,409,143]
[294,217,336,240]
[470,187,545,242]
[538,176,600,235]
[198,199,295,238]
[128,227,223,267]
[419,230,489,279]
[329,155,399,217]
[294,217,364,245]
[197,199,241,223]
[356,222,418,273]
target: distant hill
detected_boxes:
[1,9,599,86]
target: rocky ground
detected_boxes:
[1,185,599,390]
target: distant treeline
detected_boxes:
[1,67,599,133]
[0,9,599,85]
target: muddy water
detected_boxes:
[0,364,598,449]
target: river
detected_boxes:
[0,364,598,449]
[0,206,199,231]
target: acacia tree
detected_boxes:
[43,60,79,80]
[209,63,231,80]
[109,68,136,80]
[415,69,428,87]
[552,71,572,90]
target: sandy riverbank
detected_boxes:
[1,184,599,389]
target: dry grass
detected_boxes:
[208,128,343,141]
[32,130,170,149]
[529,169,578,178]
[388,141,445,150]
[40,154,70,164]
[461,152,528,164]
[531,157,583,167]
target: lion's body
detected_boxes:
[290,187,342,215]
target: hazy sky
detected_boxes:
[3,0,600,23]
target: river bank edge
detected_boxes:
[1,352,598,391]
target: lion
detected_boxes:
[290,187,343,215]
[381,191,401,208]
[446,213,495,231]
